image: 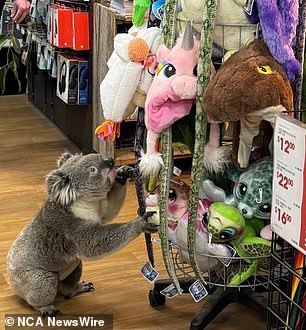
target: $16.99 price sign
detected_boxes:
[272,115,306,255]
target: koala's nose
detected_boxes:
[103,157,114,168]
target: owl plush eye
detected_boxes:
[256,65,273,75]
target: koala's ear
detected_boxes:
[57,152,74,168]
[47,169,78,205]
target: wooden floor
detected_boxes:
[0,95,266,329]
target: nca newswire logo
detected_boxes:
[4,314,113,329]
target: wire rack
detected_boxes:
[267,236,306,329]
[167,241,271,290]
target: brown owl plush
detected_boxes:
[203,39,293,171]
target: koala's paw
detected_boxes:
[115,166,135,185]
[138,211,159,234]
[39,305,60,318]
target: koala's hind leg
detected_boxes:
[59,262,94,299]
[20,270,59,316]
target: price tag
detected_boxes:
[271,115,306,255]
[160,283,183,299]
[189,280,208,303]
[140,262,159,283]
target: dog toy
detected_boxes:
[207,202,279,286]
[139,21,199,177]
[203,40,293,170]
[95,27,161,141]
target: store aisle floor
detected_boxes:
[0,95,266,329]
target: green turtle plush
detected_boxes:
[206,202,278,286]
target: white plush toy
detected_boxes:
[96,27,161,141]
[177,0,256,54]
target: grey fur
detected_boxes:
[7,153,157,316]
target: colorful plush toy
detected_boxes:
[203,40,293,170]
[247,0,300,82]
[132,0,151,26]
[95,27,161,141]
[207,202,279,286]
[203,156,274,241]
[139,21,199,177]
[146,180,232,272]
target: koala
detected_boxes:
[7,152,157,316]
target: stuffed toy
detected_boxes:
[203,156,274,241]
[132,0,151,26]
[145,180,232,272]
[176,0,256,55]
[206,202,279,285]
[139,21,199,177]
[203,39,293,170]
[247,0,300,82]
[95,27,161,141]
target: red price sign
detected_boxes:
[277,171,294,190]
[277,136,295,154]
[275,206,292,225]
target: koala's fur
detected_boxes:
[7,152,157,316]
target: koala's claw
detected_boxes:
[81,281,95,292]
[115,166,135,185]
[142,222,159,234]
[142,211,157,222]
[40,306,60,318]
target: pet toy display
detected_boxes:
[206,202,278,286]
[139,21,199,177]
[203,40,293,171]
[95,27,161,141]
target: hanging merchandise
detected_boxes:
[53,6,74,48]
[203,40,293,171]
[95,27,161,141]
[139,21,199,177]
[151,0,165,21]
[132,0,151,26]
[176,0,256,57]
[246,0,300,82]
[72,11,90,51]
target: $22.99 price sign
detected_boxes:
[272,115,306,255]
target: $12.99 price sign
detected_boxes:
[272,115,306,255]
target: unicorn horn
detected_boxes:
[181,20,194,50]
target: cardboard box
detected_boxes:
[73,12,90,51]
[77,59,89,105]
[53,7,73,48]
[57,54,78,104]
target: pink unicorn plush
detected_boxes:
[139,21,199,177]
